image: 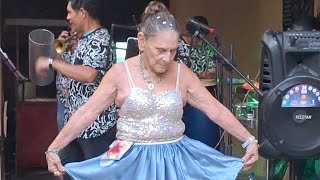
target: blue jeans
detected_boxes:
[57,100,65,131]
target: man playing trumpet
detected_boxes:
[55,29,79,133]
[36,0,116,179]
[54,30,79,56]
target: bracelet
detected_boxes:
[241,136,257,149]
[48,58,54,69]
[45,149,59,155]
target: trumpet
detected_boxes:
[54,32,78,55]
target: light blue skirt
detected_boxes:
[65,136,244,180]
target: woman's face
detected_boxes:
[140,30,179,74]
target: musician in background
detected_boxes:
[54,30,84,180]
[36,0,116,179]
[176,16,216,78]
[175,16,220,148]
[55,29,79,132]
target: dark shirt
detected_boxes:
[65,28,116,139]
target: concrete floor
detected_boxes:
[7,168,56,180]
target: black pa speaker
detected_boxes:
[258,30,320,159]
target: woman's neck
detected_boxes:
[139,56,163,81]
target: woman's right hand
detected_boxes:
[46,152,65,179]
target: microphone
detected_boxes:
[186,17,215,36]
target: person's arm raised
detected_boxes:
[36,55,99,83]
[37,34,112,83]
[52,59,98,83]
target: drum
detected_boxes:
[200,78,216,87]
[200,78,217,97]
[235,103,258,129]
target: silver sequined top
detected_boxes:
[116,62,185,143]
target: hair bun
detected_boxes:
[141,1,168,23]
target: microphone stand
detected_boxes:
[0,47,29,82]
[226,44,234,156]
[213,42,225,153]
[192,30,263,156]
[194,31,263,96]
[215,52,224,104]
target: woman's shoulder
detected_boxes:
[111,57,138,72]
[176,61,199,84]
[175,61,192,72]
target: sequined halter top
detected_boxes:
[116,62,185,143]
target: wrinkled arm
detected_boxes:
[48,63,120,151]
[183,65,251,142]
[186,68,258,171]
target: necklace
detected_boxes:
[139,58,163,91]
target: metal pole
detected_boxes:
[226,44,233,156]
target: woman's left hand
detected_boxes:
[241,141,259,171]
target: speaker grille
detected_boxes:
[260,47,273,92]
